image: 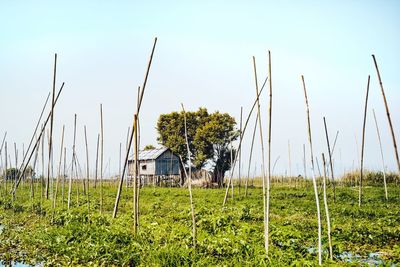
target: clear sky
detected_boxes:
[1,1,399,177]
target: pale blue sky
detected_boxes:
[1,1,399,177]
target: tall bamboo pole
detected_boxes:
[252,56,268,256]
[100,104,104,214]
[303,144,307,179]
[113,37,157,219]
[68,114,77,210]
[62,147,66,207]
[84,126,90,213]
[133,114,139,233]
[53,125,65,209]
[13,83,65,193]
[323,117,336,202]
[301,75,322,265]
[181,103,197,250]
[359,75,370,207]
[94,134,100,189]
[322,153,333,260]
[238,107,243,196]
[46,53,57,200]
[266,50,272,255]
[372,109,388,200]
[372,55,400,173]
[288,140,292,180]
[223,76,267,204]
[244,114,258,197]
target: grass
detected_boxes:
[0,178,399,266]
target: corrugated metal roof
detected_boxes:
[130,147,169,161]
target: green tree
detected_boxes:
[157,108,238,186]
[143,144,156,150]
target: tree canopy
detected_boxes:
[156,108,238,186]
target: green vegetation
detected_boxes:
[0,179,399,266]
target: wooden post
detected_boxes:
[323,117,336,202]
[53,125,65,209]
[359,76,370,207]
[100,104,104,214]
[372,109,388,200]
[84,126,90,213]
[181,103,197,250]
[322,153,333,261]
[113,37,157,219]
[68,115,77,210]
[238,106,243,196]
[46,53,57,200]
[301,75,322,265]
[372,55,400,174]
[253,56,268,256]
[244,114,258,197]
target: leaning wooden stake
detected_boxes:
[223,77,267,205]
[372,55,400,174]
[372,109,388,200]
[181,103,197,250]
[359,75,370,207]
[113,37,157,219]
[13,84,64,195]
[252,56,268,256]
[323,117,336,202]
[301,75,322,265]
[322,153,333,261]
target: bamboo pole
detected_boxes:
[46,53,57,200]
[359,75,370,207]
[100,104,104,214]
[323,117,336,202]
[125,127,130,188]
[252,56,268,256]
[12,83,65,193]
[238,106,243,196]
[303,144,307,179]
[288,140,292,180]
[372,55,400,174]
[113,37,157,219]
[68,114,77,210]
[31,136,40,207]
[266,50,272,255]
[62,147,66,208]
[301,75,322,265]
[181,103,197,250]
[94,134,100,189]
[53,125,65,209]
[84,126,90,213]
[372,109,388,200]
[322,153,333,261]
[4,142,7,193]
[244,114,258,197]
[223,74,268,205]
[133,114,138,233]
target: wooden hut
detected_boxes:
[128,147,181,186]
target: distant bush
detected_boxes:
[340,170,399,185]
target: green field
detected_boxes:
[0,179,399,266]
